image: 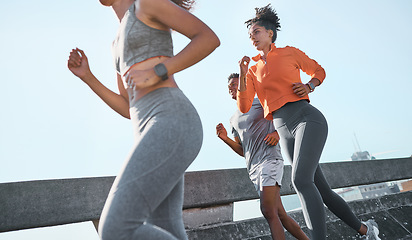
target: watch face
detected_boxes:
[155,63,168,81]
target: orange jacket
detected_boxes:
[237,43,326,120]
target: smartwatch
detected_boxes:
[154,63,169,81]
[307,82,315,92]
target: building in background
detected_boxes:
[337,148,401,201]
[401,179,412,192]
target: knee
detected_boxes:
[99,218,119,240]
[277,209,288,222]
[100,218,142,240]
[260,202,278,221]
[100,222,116,240]
[292,175,311,191]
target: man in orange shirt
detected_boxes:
[237,4,380,240]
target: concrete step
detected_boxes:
[186,191,412,240]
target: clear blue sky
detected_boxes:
[1,0,411,239]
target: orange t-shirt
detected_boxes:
[237,43,325,120]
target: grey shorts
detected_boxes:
[249,158,284,195]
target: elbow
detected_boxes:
[238,104,250,114]
[209,33,220,51]
[192,27,220,56]
[316,68,326,84]
[214,35,221,49]
[239,107,248,114]
[236,93,252,113]
[121,112,131,119]
[206,28,220,50]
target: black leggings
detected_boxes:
[273,100,361,240]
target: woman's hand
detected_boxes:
[216,123,228,141]
[67,48,92,81]
[139,0,219,78]
[67,48,130,119]
[238,56,250,93]
[292,82,310,98]
[239,56,250,77]
[264,131,280,146]
[124,68,161,90]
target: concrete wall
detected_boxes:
[0,158,411,239]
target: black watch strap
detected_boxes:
[307,82,315,92]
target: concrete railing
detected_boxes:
[1,158,411,239]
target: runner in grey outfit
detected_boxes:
[67,0,219,239]
[230,98,283,194]
[216,74,308,240]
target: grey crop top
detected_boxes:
[112,2,174,76]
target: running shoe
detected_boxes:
[361,219,381,240]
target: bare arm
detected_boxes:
[216,123,244,157]
[67,48,130,119]
[231,136,244,157]
[146,0,220,75]
[126,0,220,89]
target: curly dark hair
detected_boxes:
[227,73,239,82]
[172,0,195,11]
[245,4,281,43]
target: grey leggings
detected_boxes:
[99,88,203,240]
[273,100,361,240]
